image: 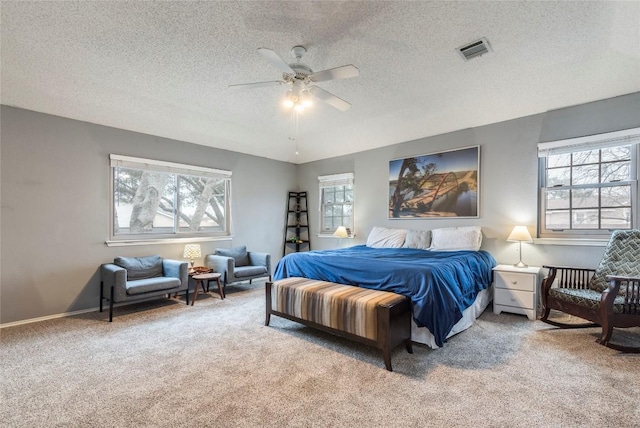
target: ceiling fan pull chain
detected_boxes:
[289,110,300,156]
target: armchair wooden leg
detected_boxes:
[99,281,104,313]
[540,306,550,322]
[597,324,614,347]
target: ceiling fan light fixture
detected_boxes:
[236,46,358,112]
[283,90,295,108]
[300,90,313,107]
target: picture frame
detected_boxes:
[389,145,480,218]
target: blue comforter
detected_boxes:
[273,245,496,347]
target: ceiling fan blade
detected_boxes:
[228,80,286,89]
[257,48,294,74]
[309,86,351,111]
[309,64,359,82]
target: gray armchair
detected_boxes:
[205,246,271,291]
[100,255,189,322]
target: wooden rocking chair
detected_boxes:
[540,229,640,353]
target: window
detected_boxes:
[318,172,354,235]
[110,155,231,241]
[538,128,639,237]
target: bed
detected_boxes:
[273,241,496,348]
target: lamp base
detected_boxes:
[513,261,528,268]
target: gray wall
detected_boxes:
[299,93,640,269]
[2,93,639,324]
[0,106,297,324]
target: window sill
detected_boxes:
[105,236,233,247]
[316,234,356,239]
[533,238,608,247]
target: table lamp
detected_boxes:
[183,244,202,269]
[334,226,349,246]
[507,226,533,268]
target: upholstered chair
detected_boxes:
[100,255,189,321]
[205,246,271,291]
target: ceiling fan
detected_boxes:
[230,46,359,112]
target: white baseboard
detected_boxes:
[0,293,193,329]
[0,307,100,329]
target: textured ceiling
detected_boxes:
[2,1,640,164]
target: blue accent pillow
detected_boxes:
[216,246,249,267]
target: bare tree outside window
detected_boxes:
[112,162,230,238]
[542,145,634,234]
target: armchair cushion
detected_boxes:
[126,277,182,295]
[215,246,249,267]
[114,255,163,280]
[234,265,268,279]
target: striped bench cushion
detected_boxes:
[271,277,407,340]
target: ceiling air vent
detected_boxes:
[457,38,491,61]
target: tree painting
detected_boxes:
[389,146,479,218]
[390,158,437,218]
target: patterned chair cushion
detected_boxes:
[588,230,640,294]
[549,287,626,314]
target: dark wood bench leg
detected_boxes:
[377,305,393,371]
[265,282,272,326]
[405,338,413,354]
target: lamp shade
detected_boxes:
[333,226,349,239]
[507,226,533,243]
[183,244,202,259]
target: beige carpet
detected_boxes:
[1,282,638,428]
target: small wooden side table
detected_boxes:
[191,272,224,305]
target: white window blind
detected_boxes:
[110,154,231,179]
[538,128,640,158]
[318,172,354,188]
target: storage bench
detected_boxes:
[265,277,413,371]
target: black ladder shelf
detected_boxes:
[283,191,310,256]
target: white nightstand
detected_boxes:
[493,264,542,320]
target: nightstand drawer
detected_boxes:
[495,288,535,310]
[495,271,536,292]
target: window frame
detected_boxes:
[538,128,639,238]
[108,154,232,244]
[318,172,355,236]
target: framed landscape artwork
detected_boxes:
[389,146,479,218]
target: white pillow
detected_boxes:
[403,229,431,250]
[366,226,407,248]
[430,226,482,251]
